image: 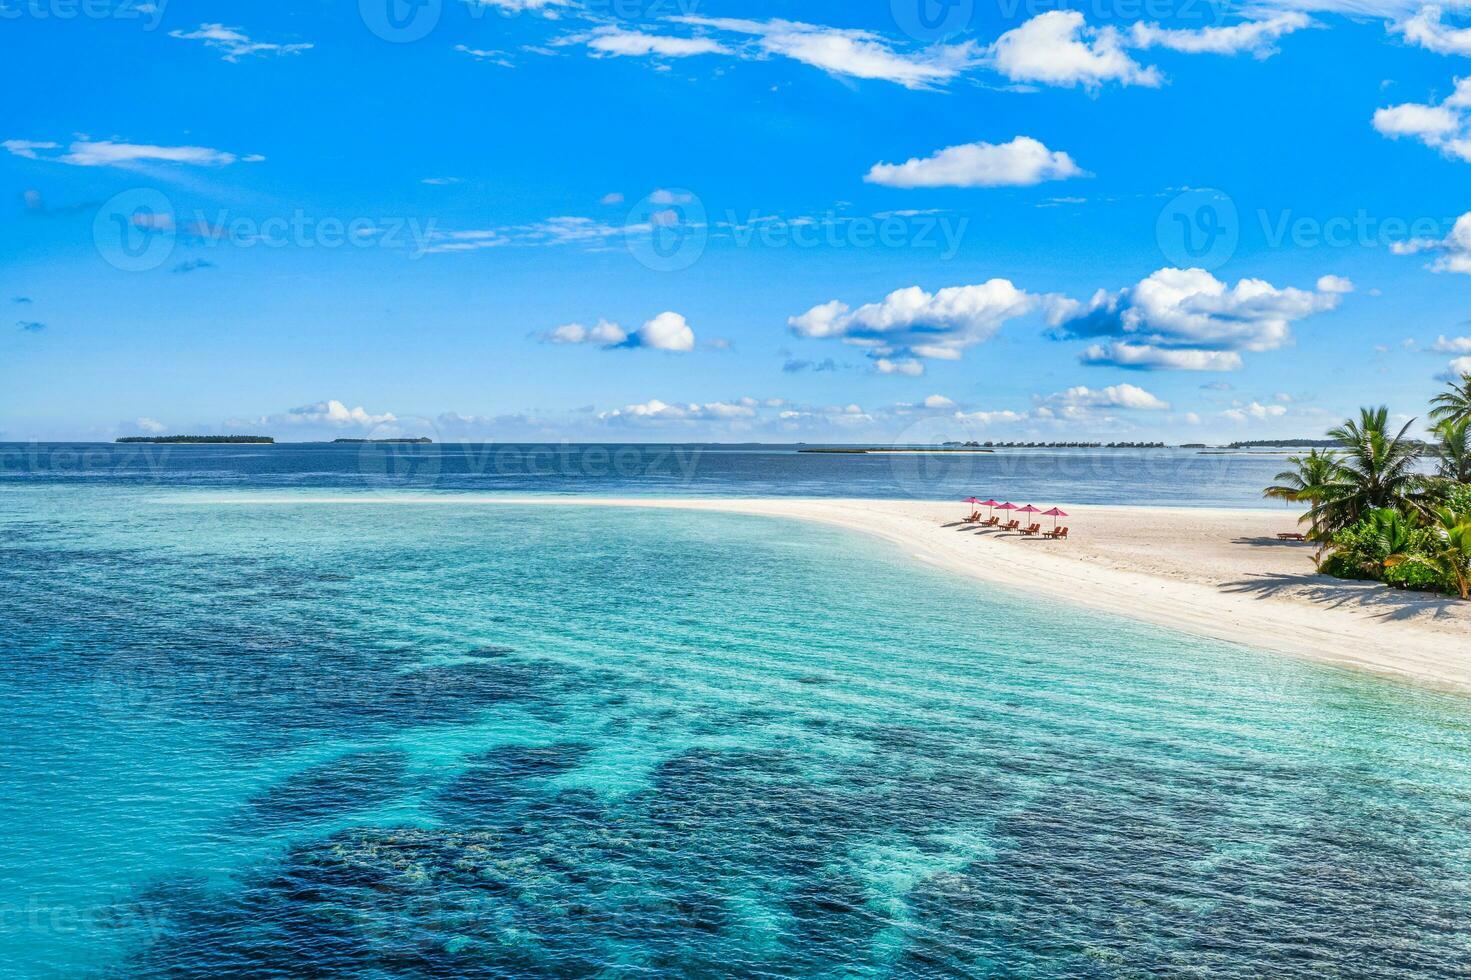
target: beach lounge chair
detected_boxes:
[1276,532,1306,541]
[1043,526,1069,540]
[1000,520,1020,532]
[981,516,1000,527]
[1020,523,1041,535]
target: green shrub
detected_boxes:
[1322,508,1447,591]
[1319,551,1378,581]
[1383,559,1450,592]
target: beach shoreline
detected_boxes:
[183,494,1471,692]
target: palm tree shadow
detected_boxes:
[1221,572,1463,622]
[1230,536,1314,549]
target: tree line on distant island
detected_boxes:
[1264,373,1471,598]
[942,441,1168,449]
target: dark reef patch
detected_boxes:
[239,750,415,829]
[431,742,592,820]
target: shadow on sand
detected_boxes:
[1230,536,1315,549]
[1221,572,1463,623]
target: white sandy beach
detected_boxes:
[684,497,1471,690]
[195,494,1471,692]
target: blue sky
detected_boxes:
[3,0,1471,442]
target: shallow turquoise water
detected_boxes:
[2,486,1470,977]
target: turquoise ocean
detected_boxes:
[2,444,1470,977]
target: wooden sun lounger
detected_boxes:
[980,516,1000,527]
[1276,532,1306,541]
[1043,526,1069,540]
[1019,523,1041,535]
[1000,520,1020,531]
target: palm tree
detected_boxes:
[1387,507,1471,599]
[1263,449,1341,541]
[1435,418,1471,483]
[1430,373,1471,428]
[1309,407,1427,533]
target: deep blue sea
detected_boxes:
[2,441,1302,505]
[3,445,1470,978]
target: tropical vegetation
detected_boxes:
[1264,376,1471,598]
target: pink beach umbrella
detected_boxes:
[995,502,1017,523]
[978,499,999,517]
[1042,506,1068,530]
[1016,504,1041,528]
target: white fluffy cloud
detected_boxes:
[864,136,1085,188]
[1442,355,1471,380]
[599,397,759,423]
[1373,77,1471,162]
[169,23,312,62]
[1223,401,1289,422]
[1080,343,1245,371]
[3,138,261,167]
[922,394,955,408]
[547,319,629,346]
[135,417,167,433]
[283,400,396,427]
[1129,13,1311,56]
[546,312,695,351]
[1042,384,1170,414]
[637,311,696,351]
[669,16,976,89]
[583,27,730,58]
[1392,210,1471,273]
[790,280,1038,362]
[1053,267,1347,370]
[874,357,925,376]
[988,12,1161,89]
[946,382,1168,429]
[1432,334,1471,352]
[1396,5,1471,55]
[952,409,1027,426]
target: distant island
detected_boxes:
[800,447,995,455]
[1227,439,1340,449]
[799,441,1168,454]
[116,435,274,444]
[975,441,1167,449]
[331,437,433,444]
